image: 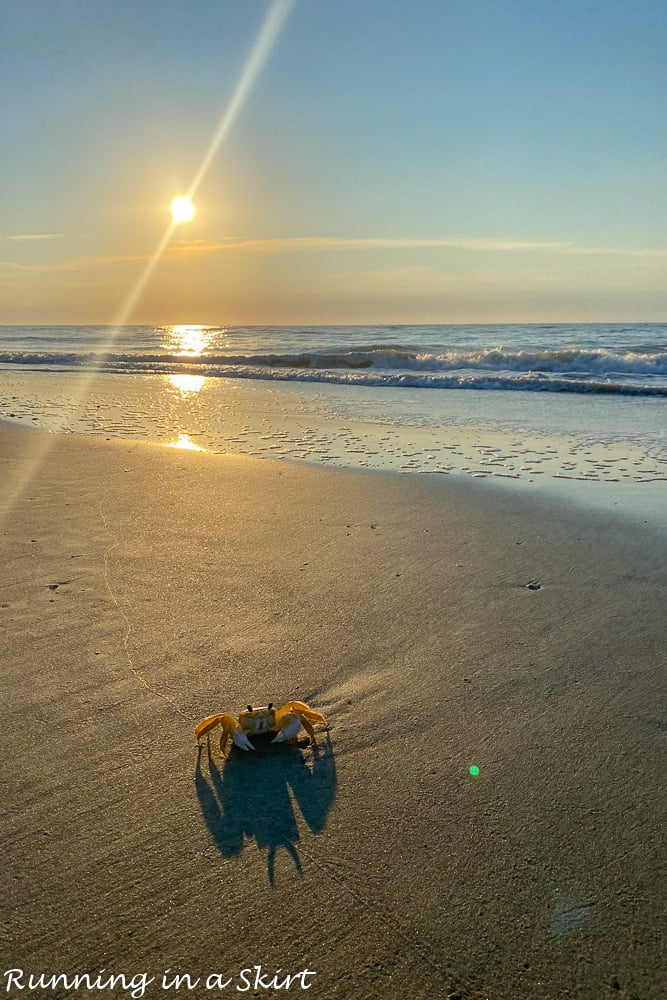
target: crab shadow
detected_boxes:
[195,734,336,885]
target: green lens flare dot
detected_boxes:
[469,765,480,777]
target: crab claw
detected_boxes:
[233,728,255,751]
[271,714,302,743]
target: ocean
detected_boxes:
[1,323,666,526]
[1,322,666,394]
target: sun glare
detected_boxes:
[165,374,207,395]
[166,433,205,451]
[170,196,196,223]
[164,324,212,356]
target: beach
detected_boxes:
[1,422,665,999]
[5,0,667,988]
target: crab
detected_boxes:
[194,700,327,754]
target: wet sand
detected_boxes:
[1,424,665,999]
[2,370,666,533]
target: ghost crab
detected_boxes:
[195,701,327,754]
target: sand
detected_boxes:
[1,424,665,999]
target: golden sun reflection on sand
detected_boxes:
[165,433,206,452]
[165,373,208,395]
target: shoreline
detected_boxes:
[1,424,665,999]
[1,366,666,534]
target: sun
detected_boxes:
[170,196,196,223]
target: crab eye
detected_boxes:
[268,702,273,710]
[247,705,253,713]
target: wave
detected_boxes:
[1,346,666,396]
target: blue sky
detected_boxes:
[2,0,666,323]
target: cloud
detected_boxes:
[164,235,667,258]
[560,245,667,258]
[0,252,148,274]
[6,233,64,241]
[170,235,573,254]
[3,235,667,276]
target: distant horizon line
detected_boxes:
[1,319,665,329]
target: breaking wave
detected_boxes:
[1,345,666,396]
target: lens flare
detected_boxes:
[0,0,297,530]
[187,0,296,202]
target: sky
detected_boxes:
[2,0,666,325]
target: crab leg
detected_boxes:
[194,713,253,754]
[280,701,327,726]
[194,714,227,741]
[298,716,317,742]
